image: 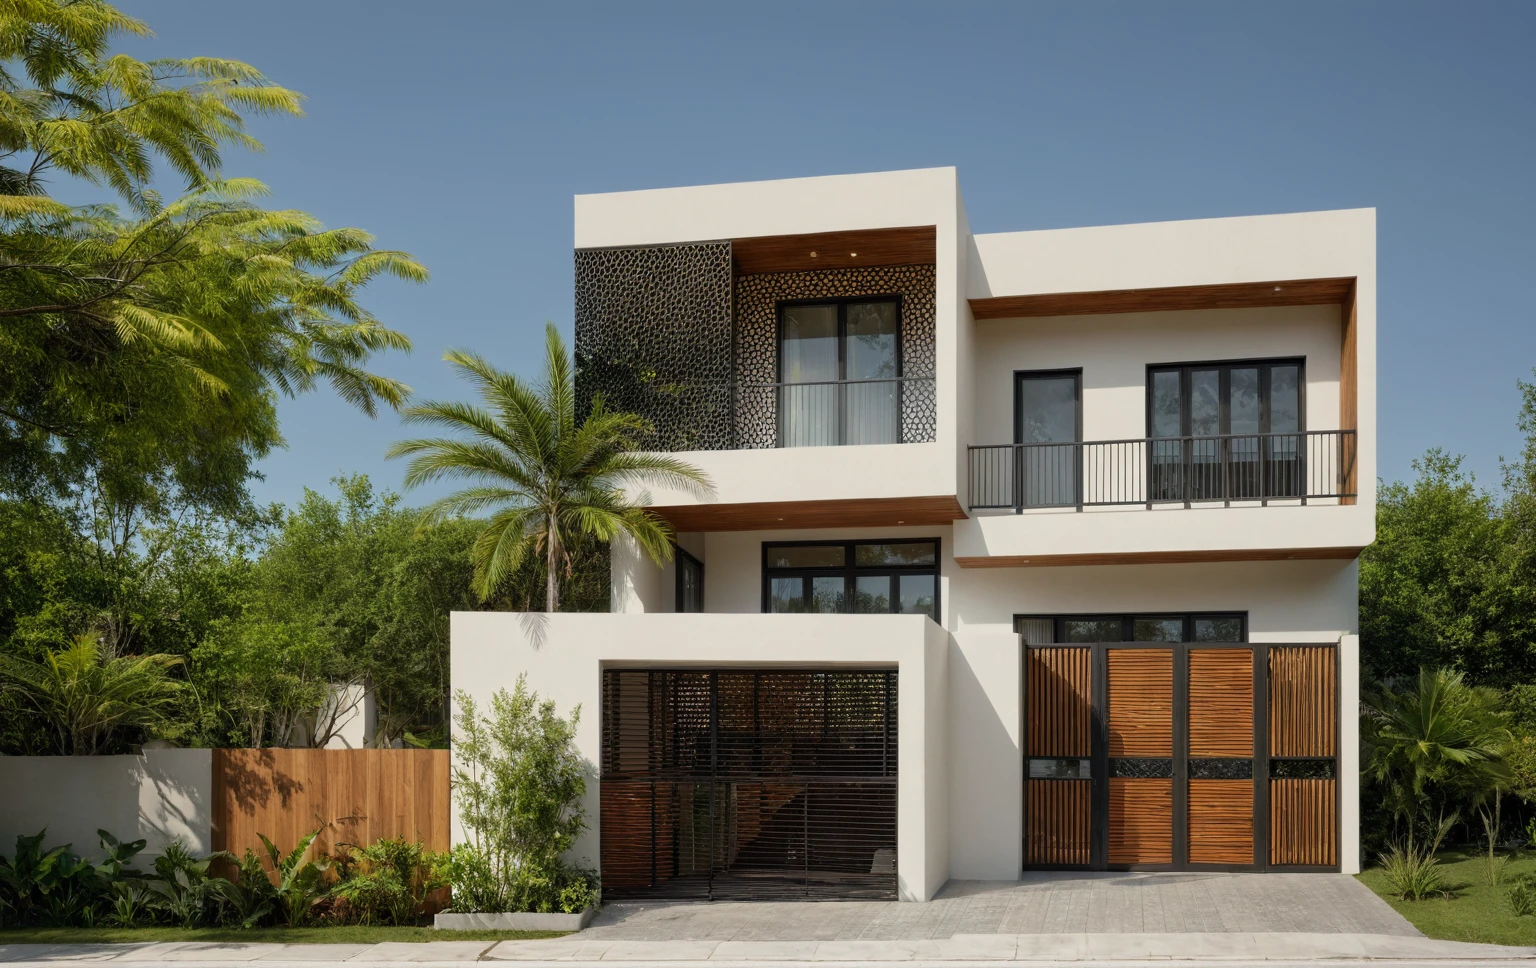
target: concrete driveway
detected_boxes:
[580,873,1418,940]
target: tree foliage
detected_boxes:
[389,323,709,611]
[1361,376,1536,687]
[0,0,424,514]
[0,631,186,754]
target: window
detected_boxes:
[778,297,901,447]
[764,539,939,620]
[676,548,703,613]
[1016,613,1247,644]
[1014,369,1081,507]
[1147,358,1305,502]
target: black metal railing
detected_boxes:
[733,376,935,449]
[968,430,1357,512]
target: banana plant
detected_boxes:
[259,829,330,927]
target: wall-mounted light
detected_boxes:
[809,251,818,258]
[850,252,858,257]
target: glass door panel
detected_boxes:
[844,302,899,445]
[780,305,839,447]
[1149,369,1183,501]
[1189,369,1221,500]
[1268,364,1302,497]
[1016,372,1080,507]
[1228,367,1260,499]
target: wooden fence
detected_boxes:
[210,749,450,862]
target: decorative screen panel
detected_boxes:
[574,242,734,451]
[734,264,937,448]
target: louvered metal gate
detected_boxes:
[1023,642,1338,871]
[600,669,898,900]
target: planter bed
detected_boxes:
[434,908,596,931]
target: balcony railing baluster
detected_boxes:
[966,430,1358,512]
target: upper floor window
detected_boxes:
[763,539,938,620]
[778,297,901,447]
[1147,358,1304,501]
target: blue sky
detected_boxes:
[121,1,1536,509]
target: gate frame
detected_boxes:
[1022,640,1340,874]
[599,666,902,901]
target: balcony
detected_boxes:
[967,431,1357,513]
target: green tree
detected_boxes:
[1359,451,1515,685]
[388,324,710,611]
[0,631,186,754]
[0,1,424,513]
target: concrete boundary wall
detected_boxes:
[0,749,212,859]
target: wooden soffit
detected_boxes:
[955,546,1364,568]
[732,225,937,275]
[651,495,966,533]
[968,277,1356,320]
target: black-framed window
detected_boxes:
[763,539,939,621]
[1013,613,1247,644]
[675,547,703,613]
[778,296,902,447]
[1146,358,1305,502]
[1014,369,1082,508]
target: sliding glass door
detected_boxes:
[778,298,900,447]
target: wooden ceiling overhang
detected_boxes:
[731,225,937,275]
[955,546,1364,569]
[650,495,966,533]
[967,277,1355,320]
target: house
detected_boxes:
[451,167,1372,902]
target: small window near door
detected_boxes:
[676,548,704,613]
[763,539,939,620]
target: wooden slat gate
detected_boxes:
[1024,642,1337,871]
[600,669,898,900]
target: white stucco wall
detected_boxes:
[450,611,950,900]
[968,208,1378,539]
[1339,633,1362,875]
[578,168,965,512]
[0,749,212,860]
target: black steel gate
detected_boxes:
[600,669,898,900]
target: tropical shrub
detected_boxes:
[0,829,146,927]
[146,841,224,928]
[448,680,599,913]
[258,829,330,927]
[1362,667,1512,847]
[330,837,447,925]
[0,634,187,755]
[1510,875,1536,916]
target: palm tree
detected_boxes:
[388,324,711,612]
[1362,667,1512,845]
[0,633,188,754]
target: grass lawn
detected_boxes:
[0,925,568,944]
[1357,846,1536,946]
